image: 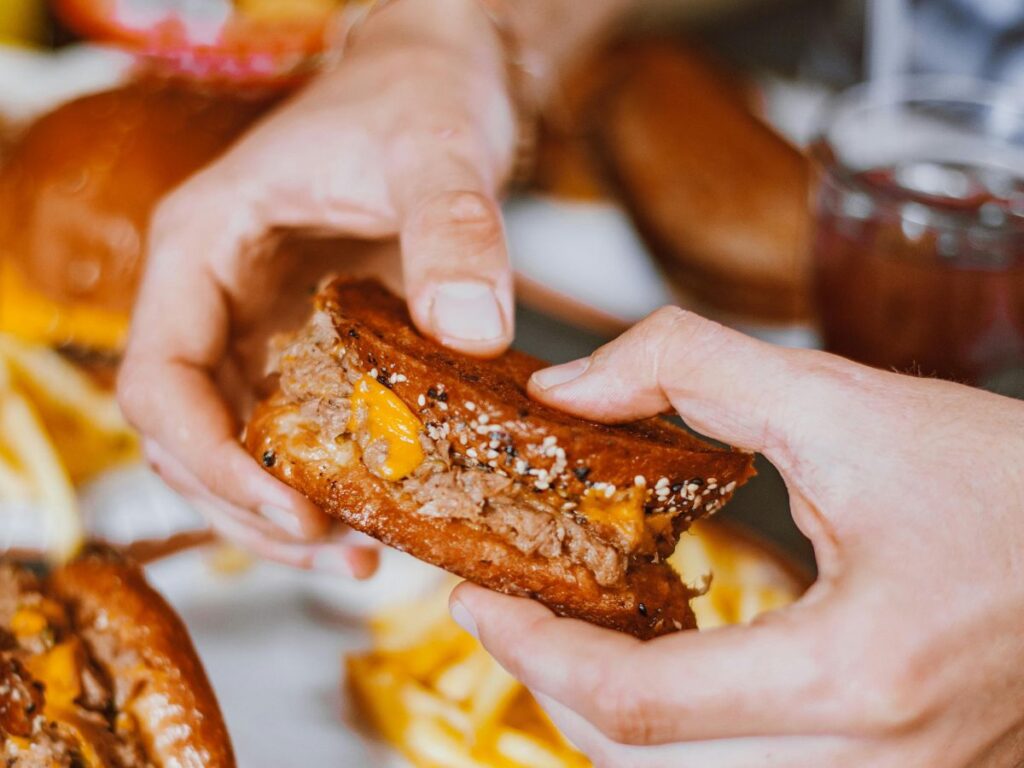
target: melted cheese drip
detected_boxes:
[10,607,47,638]
[23,640,103,768]
[348,375,425,480]
[578,487,646,549]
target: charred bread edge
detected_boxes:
[48,549,236,768]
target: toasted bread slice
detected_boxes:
[0,548,235,767]
[592,42,812,321]
[246,278,755,638]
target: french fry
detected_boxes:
[0,333,138,483]
[493,727,582,768]
[0,384,81,562]
[404,719,493,768]
[348,522,807,768]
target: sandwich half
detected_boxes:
[0,548,234,767]
[246,278,755,638]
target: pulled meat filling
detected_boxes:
[0,567,155,768]
[271,311,630,586]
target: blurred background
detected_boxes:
[0,0,1021,765]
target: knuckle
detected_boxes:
[589,675,655,746]
[115,361,149,428]
[409,190,503,259]
[843,653,935,737]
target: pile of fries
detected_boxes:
[0,333,137,561]
[347,521,806,768]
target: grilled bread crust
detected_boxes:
[249,395,698,638]
[247,278,756,639]
[47,550,235,768]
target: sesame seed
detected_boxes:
[459,434,468,445]
[634,475,646,487]
[417,394,426,407]
[478,413,489,424]
[466,402,476,412]
[603,485,615,498]
[388,373,398,384]
[394,373,407,383]
[535,480,550,490]
[655,477,669,489]
[368,368,378,379]
[487,450,499,459]
[542,436,557,447]
[488,460,498,468]
[439,402,449,411]
[724,481,737,493]
[467,448,478,458]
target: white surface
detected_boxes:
[505,195,676,324]
[0,44,131,123]
[147,547,421,768]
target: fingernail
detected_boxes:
[450,600,478,639]
[530,358,590,390]
[430,281,505,342]
[259,505,306,539]
[312,547,355,577]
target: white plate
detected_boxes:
[146,546,443,768]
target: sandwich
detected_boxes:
[246,278,755,639]
[0,548,235,767]
[0,79,277,356]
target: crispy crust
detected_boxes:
[246,278,757,638]
[311,279,755,500]
[590,42,812,321]
[248,396,696,638]
[47,549,235,768]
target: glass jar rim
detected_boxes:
[810,75,1024,205]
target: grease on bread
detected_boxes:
[246,278,755,638]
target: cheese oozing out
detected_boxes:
[578,486,647,549]
[349,375,425,480]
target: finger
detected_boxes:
[144,439,379,578]
[451,583,837,743]
[394,144,514,357]
[196,500,379,579]
[119,185,327,539]
[535,694,856,768]
[525,305,883,470]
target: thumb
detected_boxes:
[395,148,514,357]
[526,305,882,468]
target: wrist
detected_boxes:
[349,0,503,66]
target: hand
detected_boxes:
[450,306,1024,767]
[118,0,518,574]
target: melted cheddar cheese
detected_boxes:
[578,486,646,549]
[22,640,104,768]
[10,607,48,638]
[349,375,425,480]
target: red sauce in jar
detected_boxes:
[813,161,1024,388]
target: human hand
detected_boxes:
[451,306,1024,767]
[118,0,518,574]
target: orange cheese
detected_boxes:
[10,607,48,638]
[578,487,646,549]
[349,375,425,480]
[24,640,82,709]
[23,640,104,768]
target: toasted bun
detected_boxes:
[594,42,812,320]
[246,278,755,638]
[44,549,234,767]
[0,80,275,318]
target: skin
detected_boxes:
[117,0,520,575]
[450,306,1024,767]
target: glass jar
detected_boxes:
[810,76,1024,395]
